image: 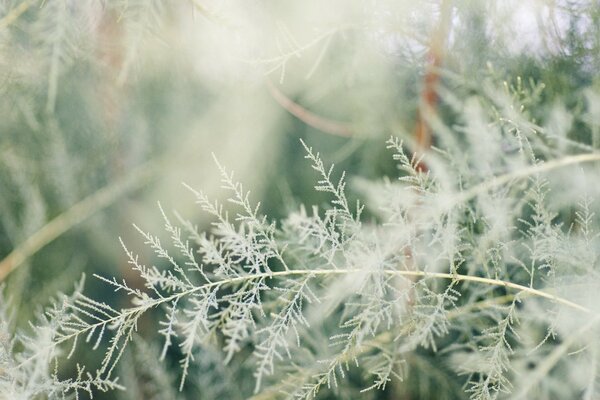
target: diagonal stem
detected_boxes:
[0,160,161,282]
[266,80,353,137]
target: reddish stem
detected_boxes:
[413,0,453,172]
[266,80,354,138]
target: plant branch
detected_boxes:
[411,0,453,171]
[266,80,353,138]
[68,267,594,348]
[18,265,590,381]
[448,152,600,209]
[0,160,161,282]
[0,0,34,30]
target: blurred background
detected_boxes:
[1,0,599,398]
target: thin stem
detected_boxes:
[19,266,590,372]
[445,152,600,210]
[0,160,161,282]
[72,267,595,345]
[411,0,453,172]
[266,80,353,137]
[0,0,34,30]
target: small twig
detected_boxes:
[0,0,34,30]
[0,160,161,282]
[93,267,596,342]
[448,152,600,209]
[266,80,354,138]
[18,262,592,380]
[412,0,453,172]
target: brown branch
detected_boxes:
[412,0,453,172]
[266,80,354,138]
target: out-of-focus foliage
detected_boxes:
[1,0,600,399]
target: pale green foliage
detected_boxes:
[2,1,600,399]
[5,99,600,398]
[0,280,123,398]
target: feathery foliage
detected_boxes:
[2,1,600,399]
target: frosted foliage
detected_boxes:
[1,1,600,399]
[4,116,600,398]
